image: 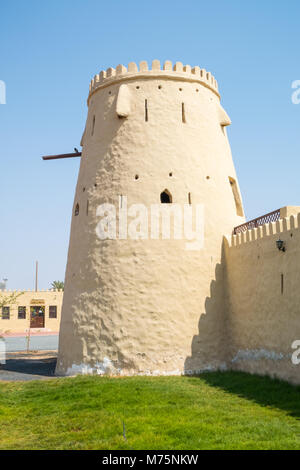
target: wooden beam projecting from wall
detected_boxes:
[42,152,82,161]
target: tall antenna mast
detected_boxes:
[35,261,38,292]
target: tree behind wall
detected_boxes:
[51,281,64,291]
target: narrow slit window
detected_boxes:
[145,99,148,122]
[49,306,57,319]
[86,200,89,215]
[91,115,95,136]
[188,192,192,205]
[182,103,186,123]
[75,203,79,216]
[281,274,284,295]
[229,177,243,217]
[160,190,172,204]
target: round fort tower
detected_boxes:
[56,60,245,376]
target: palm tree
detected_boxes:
[51,281,64,291]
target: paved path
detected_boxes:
[0,336,59,381]
[0,352,58,381]
[3,335,58,352]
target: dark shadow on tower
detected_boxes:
[184,238,232,374]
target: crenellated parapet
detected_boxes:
[88,59,219,104]
[228,211,300,248]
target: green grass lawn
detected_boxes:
[0,371,299,450]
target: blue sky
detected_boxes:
[1,0,300,289]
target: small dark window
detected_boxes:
[75,203,79,216]
[2,306,10,320]
[160,190,172,204]
[145,99,148,122]
[281,274,284,295]
[49,306,57,319]
[18,306,26,319]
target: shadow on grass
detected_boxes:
[196,370,300,419]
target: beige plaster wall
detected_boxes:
[56,60,244,376]
[0,290,63,334]
[225,212,300,385]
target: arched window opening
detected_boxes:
[160,190,172,204]
[75,203,79,216]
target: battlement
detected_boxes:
[0,289,63,293]
[88,60,219,103]
[229,211,300,248]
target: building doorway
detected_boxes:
[30,306,45,328]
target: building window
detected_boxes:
[2,306,10,320]
[18,306,26,319]
[75,203,79,216]
[49,306,57,319]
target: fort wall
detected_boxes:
[225,211,300,384]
